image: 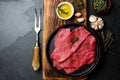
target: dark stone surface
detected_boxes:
[0,0,120,80]
[0,0,42,80]
[87,0,120,80]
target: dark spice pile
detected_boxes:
[93,0,108,13]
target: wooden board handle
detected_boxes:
[32,46,40,71]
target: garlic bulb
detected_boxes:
[75,12,82,17]
[89,15,104,30]
[89,15,97,23]
[77,18,85,23]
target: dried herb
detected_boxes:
[100,30,113,52]
[93,0,108,12]
[57,5,69,15]
[72,0,84,11]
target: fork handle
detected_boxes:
[32,46,40,71]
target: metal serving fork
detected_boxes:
[32,8,41,71]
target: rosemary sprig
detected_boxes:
[57,6,68,15]
[100,30,113,52]
[93,0,108,12]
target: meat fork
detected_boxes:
[32,8,41,71]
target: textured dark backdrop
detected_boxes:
[0,0,120,80]
[87,0,120,80]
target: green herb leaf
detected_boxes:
[93,0,108,12]
[100,30,113,52]
[57,6,68,15]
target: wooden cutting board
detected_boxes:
[43,0,87,79]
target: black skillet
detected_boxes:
[46,24,101,77]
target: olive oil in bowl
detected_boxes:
[56,2,74,20]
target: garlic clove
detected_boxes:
[91,23,96,28]
[97,18,103,24]
[101,23,104,27]
[94,21,98,26]
[75,12,82,17]
[98,20,103,25]
[77,18,85,23]
[91,22,99,30]
[91,25,96,29]
[94,26,99,30]
[89,15,97,23]
[98,25,103,29]
[97,18,103,22]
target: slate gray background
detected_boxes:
[0,0,43,80]
[0,0,120,80]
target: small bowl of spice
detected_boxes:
[56,2,74,20]
[92,0,111,14]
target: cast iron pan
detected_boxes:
[46,24,101,77]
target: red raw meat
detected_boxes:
[63,68,77,74]
[63,51,96,74]
[50,27,96,74]
[54,28,71,47]
[50,27,91,64]
[58,35,96,74]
